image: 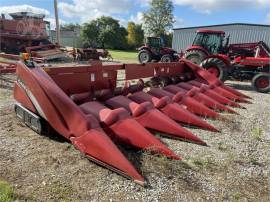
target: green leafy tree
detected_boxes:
[81,22,99,47]
[143,0,175,36]
[60,23,81,31]
[127,22,144,49]
[81,16,128,49]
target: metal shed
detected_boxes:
[172,23,270,52]
[50,29,83,48]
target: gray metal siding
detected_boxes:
[50,30,83,48]
[173,24,270,52]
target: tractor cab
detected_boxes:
[192,30,227,54]
[145,37,164,53]
[184,29,229,64]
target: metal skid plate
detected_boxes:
[14,103,47,134]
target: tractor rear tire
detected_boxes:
[200,58,228,81]
[184,50,207,64]
[138,50,152,64]
[160,54,173,63]
[251,73,270,93]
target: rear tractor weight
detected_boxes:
[15,104,49,135]
[251,73,270,93]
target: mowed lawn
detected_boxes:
[109,49,138,63]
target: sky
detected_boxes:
[0,0,270,30]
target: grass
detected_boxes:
[47,181,73,201]
[108,49,138,63]
[217,142,229,151]
[187,157,216,171]
[0,181,13,202]
[251,127,263,141]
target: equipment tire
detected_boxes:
[160,54,173,63]
[200,57,228,81]
[251,73,270,93]
[138,50,152,64]
[184,50,207,64]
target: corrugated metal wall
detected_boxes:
[50,30,83,48]
[172,24,270,52]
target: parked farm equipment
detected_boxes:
[13,57,250,186]
[73,48,112,61]
[138,37,179,63]
[201,54,270,93]
[0,12,66,60]
[0,53,45,74]
[183,29,270,93]
[0,60,17,74]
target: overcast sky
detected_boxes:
[1,0,270,29]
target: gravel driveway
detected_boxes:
[0,75,269,201]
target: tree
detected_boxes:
[81,16,128,49]
[81,22,99,47]
[60,23,81,31]
[127,22,144,49]
[143,0,175,36]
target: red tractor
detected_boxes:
[184,30,270,93]
[184,29,229,64]
[138,37,179,63]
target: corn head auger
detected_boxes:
[13,58,251,186]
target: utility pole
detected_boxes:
[54,0,60,45]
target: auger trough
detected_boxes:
[13,58,251,186]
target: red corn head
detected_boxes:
[188,81,243,108]
[129,91,219,132]
[80,101,180,159]
[211,86,251,103]
[219,84,252,99]
[194,77,251,99]
[199,84,243,108]
[71,129,145,186]
[189,80,250,103]
[14,62,146,185]
[105,96,206,146]
[176,84,237,114]
[151,87,221,119]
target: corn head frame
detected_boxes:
[13,58,251,186]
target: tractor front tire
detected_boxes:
[160,54,173,63]
[200,58,228,81]
[251,73,270,93]
[184,50,207,64]
[138,50,152,64]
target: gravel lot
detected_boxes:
[0,74,270,201]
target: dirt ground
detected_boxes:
[0,74,270,202]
